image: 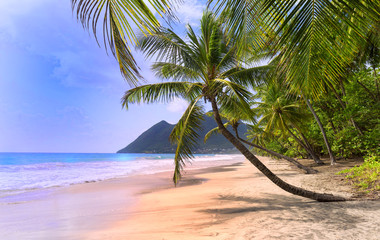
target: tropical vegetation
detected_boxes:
[71,1,379,201]
[338,155,380,194]
[252,66,379,163]
[121,12,349,201]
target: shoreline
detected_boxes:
[0,155,244,240]
[86,157,380,240]
[1,156,379,239]
[0,153,243,201]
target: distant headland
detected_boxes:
[117,114,247,154]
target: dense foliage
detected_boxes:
[250,65,380,162]
[75,1,379,199]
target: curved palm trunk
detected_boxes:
[299,131,325,165]
[304,98,336,165]
[210,98,346,202]
[285,124,324,165]
[232,126,318,174]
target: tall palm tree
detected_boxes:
[71,0,176,85]
[122,12,346,201]
[303,96,337,165]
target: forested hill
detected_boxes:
[117,115,247,154]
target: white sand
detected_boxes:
[86,157,380,240]
[1,156,379,240]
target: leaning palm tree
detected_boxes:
[122,12,346,201]
[71,0,176,85]
[256,83,325,165]
[203,110,318,174]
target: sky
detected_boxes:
[0,0,206,153]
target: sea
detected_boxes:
[0,152,242,202]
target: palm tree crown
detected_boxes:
[122,11,267,183]
[121,11,347,202]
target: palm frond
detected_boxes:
[152,62,201,82]
[262,0,379,96]
[187,24,207,66]
[256,92,309,133]
[71,0,176,85]
[208,24,223,67]
[211,0,269,59]
[215,44,238,72]
[222,65,272,88]
[211,0,379,97]
[110,16,141,85]
[204,123,230,143]
[138,28,203,72]
[169,98,205,185]
[212,79,255,122]
[121,82,201,109]
[246,124,269,146]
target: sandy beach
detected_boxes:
[2,156,379,240]
[85,157,380,240]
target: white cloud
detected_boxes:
[166,97,188,112]
[176,0,204,26]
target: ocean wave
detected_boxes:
[0,153,243,198]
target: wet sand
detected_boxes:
[0,156,243,240]
[2,156,379,240]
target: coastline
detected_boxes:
[0,155,244,240]
[86,156,380,240]
[1,155,379,239]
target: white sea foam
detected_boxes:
[0,154,243,199]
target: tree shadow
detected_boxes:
[198,193,380,229]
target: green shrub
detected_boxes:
[338,154,380,194]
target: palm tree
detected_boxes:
[203,112,318,174]
[211,0,378,164]
[122,12,346,201]
[256,83,325,165]
[303,96,337,165]
[71,0,176,85]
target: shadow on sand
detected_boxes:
[198,193,380,229]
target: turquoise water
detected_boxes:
[0,152,176,165]
[0,152,243,239]
[0,152,238,199]
[0,153,174,196]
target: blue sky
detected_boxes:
[0,0,205,153]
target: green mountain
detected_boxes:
[117,115,247,154]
